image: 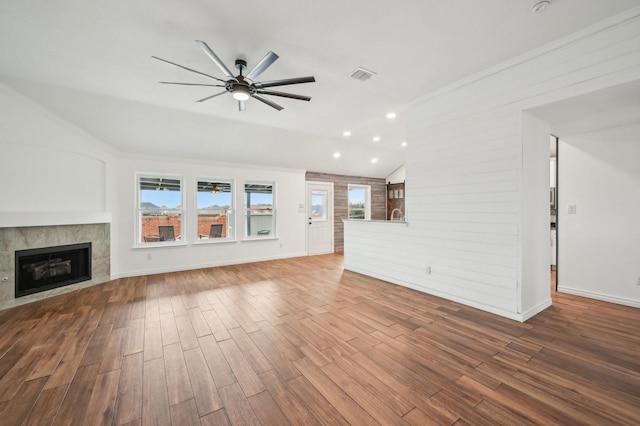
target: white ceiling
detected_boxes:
[1,0,639,177]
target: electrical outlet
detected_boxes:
[426,266,431,275]
[147,253,152,260]
[637,276,640,285]
[568,204,577,214]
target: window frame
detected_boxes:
[195,177,235,243]
[243,181,276,239]
[135,173,186,247]
[347,184,371,220]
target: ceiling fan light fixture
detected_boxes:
[232,86,250,101]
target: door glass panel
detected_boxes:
[311,190,328,221]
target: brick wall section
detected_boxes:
[306,172,386,252]
[141,215,182,240]
[197,216,227,238]
[141,215,227,241]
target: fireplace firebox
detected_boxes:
[15,242,91,298]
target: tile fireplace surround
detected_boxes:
[0,223,110,310]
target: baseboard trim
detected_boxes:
[558,286,640,308]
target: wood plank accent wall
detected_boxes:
[306,172,386,252]
[344,10,640,321]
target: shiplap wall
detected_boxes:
[306,172,386,252]
[345,8,640,321]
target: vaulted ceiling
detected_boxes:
[1,1,639,177]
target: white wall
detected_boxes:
[558,125,640,307]
[521,113,553,315]
[0,82,114,216]
[112,157,307,278]
[345,8,640,321]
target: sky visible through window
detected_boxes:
[141,189,273,208]
[349,188,366,204]
[141,190,181,209]
[244,193,273,206]
[198,192,232,209]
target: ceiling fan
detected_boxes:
[152,40,315,111]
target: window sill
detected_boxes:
[133,241,188,249]
[193,238,238,245]
[241,236,279,242]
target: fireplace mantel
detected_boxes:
[0,211,111,228]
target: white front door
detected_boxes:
[307,181,334,255]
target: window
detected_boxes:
[244,183,275,237]
[137,175,184,244]
[311,190,328,221]
[196,179,234,241]
[348,184,370,220]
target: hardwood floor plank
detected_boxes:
[53,363,100,425]
[287,374,350,425]
[159,311,180,347]
[142,357,170,426]
[123,316,145,356]
[198,335,237,389]
[187,307,212,338]
[169,398,200,426]
[175,314,200,351]
[257,369,320,425]
[228,326,273,375]
[115,352,143,425]
[217,382,261,426]
[183,347,223,416]
[143,319,163,362]
[200,409,230,425]
[248,329,301,381]
[0,376,47,425]
[98,326,127,373]
[322,359,410,425]
[218,337,266,397]
[82,368,120,425]
[201,308,232,342]
[23,384,68,426]
[327,349,414,417]
[248,390,290,425]
[293,356,378,425]
[163,342,194,406]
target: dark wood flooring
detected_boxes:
[0,254,639,425]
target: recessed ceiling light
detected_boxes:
[333,152,341,159]
[372,136,381,142]
[531,1,550,13]
[401,141,407,147]
[371,158,378,164]
[343,130,351,137]
[386,112,396,119]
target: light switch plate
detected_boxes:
[568,205,577,214]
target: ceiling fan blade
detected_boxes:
[160,82,225,87]
[255,89,311,101]
[196,91,228,103]
[195,40,237,81]
[252,94,283,111]
[246,51,279,81]
[253,76,316,89]
[152,56,225,82]
[239,100,246,112]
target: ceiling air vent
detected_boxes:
[350,67,376,82]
